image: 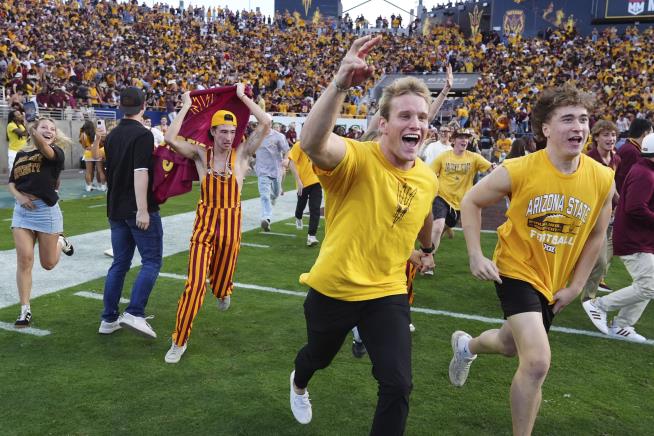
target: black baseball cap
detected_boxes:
[120,87,145,115]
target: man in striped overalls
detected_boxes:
[162,84,271,363]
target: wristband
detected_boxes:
[333,81,349,93]
[420,244,435,254]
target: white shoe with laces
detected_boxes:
[165,341,188,363]
[307,235,319,247]
[98,319,121,334]
[118,312,157,339]
[59,235,74,256]
[409,323,416,333]
[289,370,312,424]
[448,330,476,387]
[608,325,647,343]
[582,299,609,334]
[295,218,303,230]
[217,295,231,311]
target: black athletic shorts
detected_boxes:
[495,276,555,332]
[432,196,460,228]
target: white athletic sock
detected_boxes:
[21,304,31,315]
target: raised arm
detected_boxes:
[236,82,272,160]
[460,166,512,282]
[300,35,382,170]
[428,62,453,121]
[164,91,201,160]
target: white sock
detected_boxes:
[21,304,31,315]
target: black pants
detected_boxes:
[294,183,322,236]
[294,289,412,436]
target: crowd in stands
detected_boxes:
[2,0,654,141]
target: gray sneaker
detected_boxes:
[448,330,476,387]
[217,295,231,311]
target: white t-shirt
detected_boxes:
[421,141,453,166]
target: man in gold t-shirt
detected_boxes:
[448,84,614,436]
[428,128,492,267]
[288,36,438,435]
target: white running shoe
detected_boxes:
[85,184,93,192]
[289,370,312,424]
[448,330,476,387]
[409,323,416,333]
[118,312,157,339]
[608,325,647,343]
[59,235,74,256]
[307,235,319,247]
[104,248,114,258]
[295,218,303,230]
[582,299,609,334]
[261,219,271,232]
[217,295,231,311]
[98,319,121,334]
[165,341,188,363]
[421,268,434,276]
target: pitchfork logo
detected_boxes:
[392,181,417,226]
[628,0,645,15]
[302,0,312,16]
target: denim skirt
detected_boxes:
[12,199,64,234]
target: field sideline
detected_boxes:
[0,180,652,435]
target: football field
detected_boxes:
[0,177,652,435]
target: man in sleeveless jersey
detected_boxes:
[449,84,614,436]
[288,35,438,435]
[162,84,271,363]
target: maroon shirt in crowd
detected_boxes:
[616,138,641,193]
[612,158,654,256]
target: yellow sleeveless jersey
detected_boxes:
[300,139,439,301]
[494,150,613,303]
[431,150,492,210]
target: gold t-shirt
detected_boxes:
[300,139,438,301]
[494,151,613,302]
[288,142,319,188]
[431,150,491,210]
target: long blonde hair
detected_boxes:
[27,117,72,149]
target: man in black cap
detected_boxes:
[99,86,163,339]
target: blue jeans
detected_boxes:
[258,176,280,221]
[102,212,163,322]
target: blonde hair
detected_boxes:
[27,117,72,148]
[378,77,431,121]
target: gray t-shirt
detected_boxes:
[255,130,289,178]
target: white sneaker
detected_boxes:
[165,341,188,363]
[295,218,303,230]
[85,184,93,192]
[307,235,319,247]
[98,319,121,334]
[409,323,416,333]
[99,184,107,192]
[448,330,476,387]
[608,325,647,343]
[104,249,114,258]
[118,312,157,339]
[261,219,271,232]
[58,235,74,256]
[582,299,608,334]
[289,370,312,424]
[217,295,231,311]
[421,268,434,276]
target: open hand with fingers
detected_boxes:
[333,35,382,90]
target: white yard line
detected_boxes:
[241,242,270,248]
[74,291,129,304]
[0,321,51,336]
[88,204,105,209]
[156,273,654,346]
[259,232,297,237]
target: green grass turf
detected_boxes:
[0,215,652,435]
[0,175,296,250]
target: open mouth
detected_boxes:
[402,133,421,147]
[568,135,583,146]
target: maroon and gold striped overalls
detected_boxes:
[172,149,241,346]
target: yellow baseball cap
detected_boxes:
[211,110,237,127]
